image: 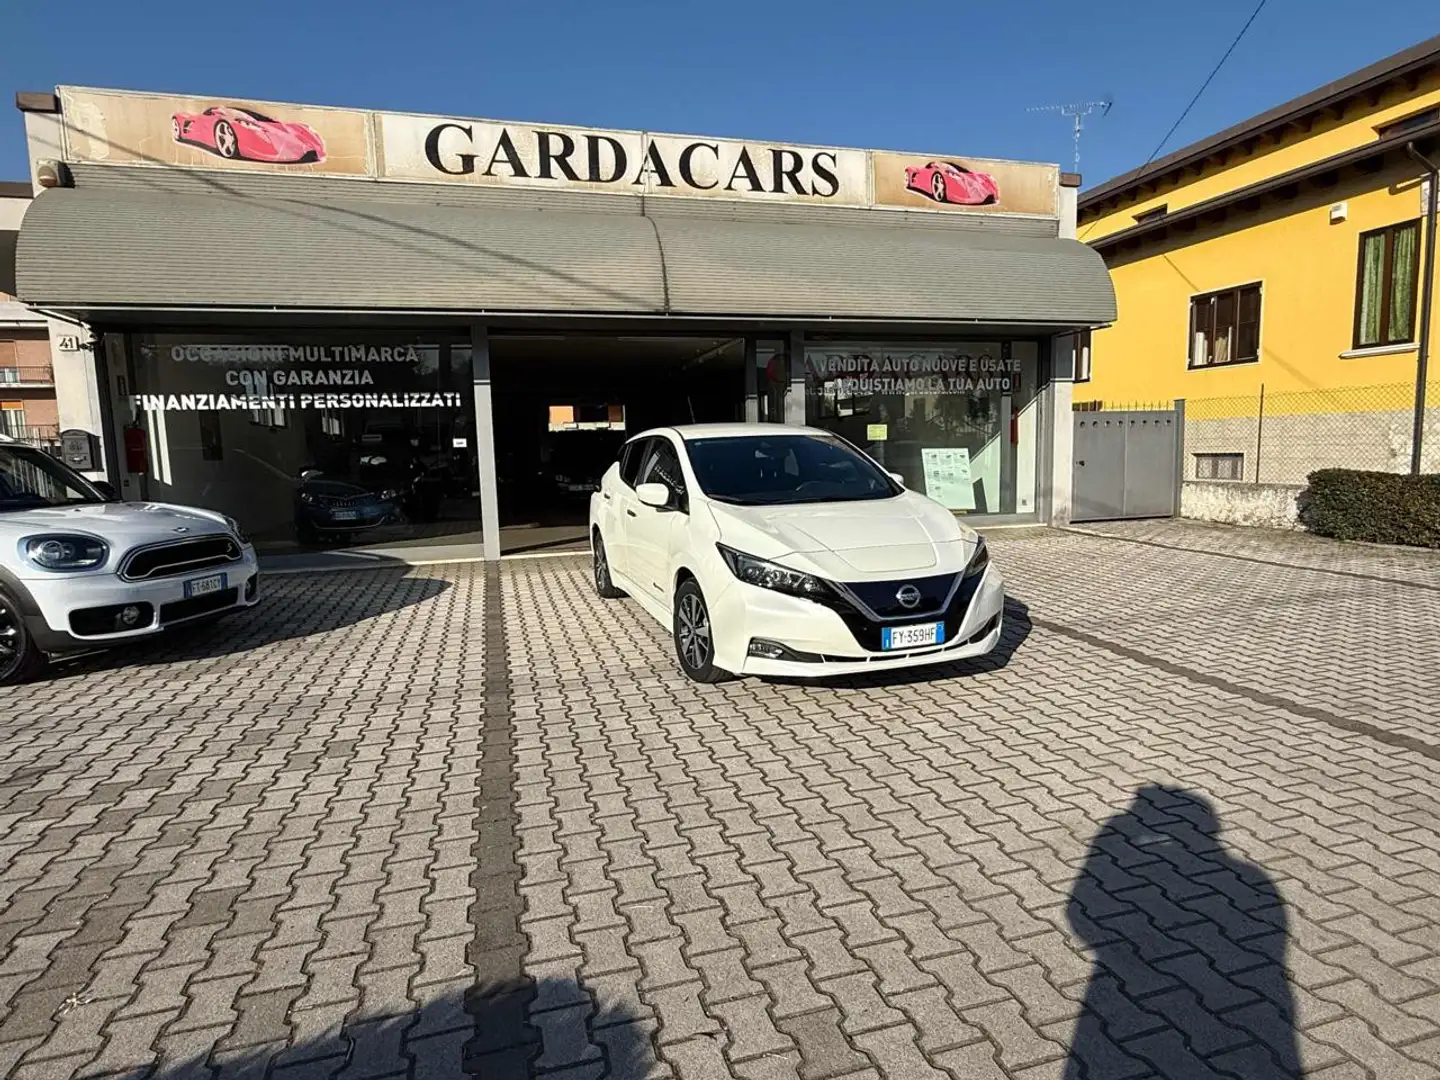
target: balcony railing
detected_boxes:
[0,423,62,454]
[0,365,56,386]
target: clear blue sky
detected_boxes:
[2,0,1437,189]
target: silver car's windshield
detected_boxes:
[0,444,105,511]
[684,434,899,507]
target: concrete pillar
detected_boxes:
[1058,173,1081,240]
[470,324,502,561]
[784,330,806,425]
[1045,333,1076,526]
[744,337,759,422]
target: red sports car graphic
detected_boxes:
[171,106,326,164]
[904,160,999,205]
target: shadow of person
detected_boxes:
[1065,785,1304,1079]
[96,977,654,1080]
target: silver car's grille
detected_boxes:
[120,536,243,581]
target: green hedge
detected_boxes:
[1301,469,1440,547]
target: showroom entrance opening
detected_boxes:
[491,334,745,543]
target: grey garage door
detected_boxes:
[1072,409,1180,522]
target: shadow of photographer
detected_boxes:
[1066,785,1303,1079]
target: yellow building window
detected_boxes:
[1189,283,1261,368]
[1354,220,1420,349]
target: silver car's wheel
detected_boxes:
[0,591,45,686]
[673,579,728,683]
[214,121,239,159]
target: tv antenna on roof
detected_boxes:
[1027,98,1112,173]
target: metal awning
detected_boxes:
[17,182,1116,326]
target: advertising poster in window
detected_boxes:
[921,448,976,510]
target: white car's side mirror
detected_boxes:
[636,482,671,508]
[888,472,906,488]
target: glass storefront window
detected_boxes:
[805,340,1040,516]
[112,332,480,551]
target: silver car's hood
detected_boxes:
[0,501,233,548]
[708,491,978,576]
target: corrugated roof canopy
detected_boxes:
[17,183,1115,325]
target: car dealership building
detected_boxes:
[13,86,1115,558]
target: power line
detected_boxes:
[1079,0,1269,239]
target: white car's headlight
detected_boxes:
[23,534,109,571]
[717,545,834,603]
[223,515,252,545]
[963,537,989,579]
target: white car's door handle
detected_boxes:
[626,508,637,518]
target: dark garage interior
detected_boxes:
[490,333,745,544]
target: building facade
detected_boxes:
[14,86,1114,558]
[1078,35,1440,487]
[1,181,57,451]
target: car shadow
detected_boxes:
[46,562,451,678]
[760,596,1032,690]
[92,978,655,1080]
[1065,785,1302,1079]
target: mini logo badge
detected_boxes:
[173,526,190,533]
[895,584,922,609]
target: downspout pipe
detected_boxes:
[1406,142,1437,475]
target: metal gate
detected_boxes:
[1072,408,1180,522]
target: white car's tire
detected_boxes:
[673,578,729,683]
[0,589,46,686]
[592,533,625,600]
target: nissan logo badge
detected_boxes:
[895,584,922,609]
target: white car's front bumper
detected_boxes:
[19,550,261,651]
[709,565,1006,679]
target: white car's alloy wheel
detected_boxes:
[673,579,727,683]
[677,592,709,668]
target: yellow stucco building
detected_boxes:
[1079,35,1440,483]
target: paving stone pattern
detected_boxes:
[0,523,1438,1079]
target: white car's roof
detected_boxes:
[641,423,833,441]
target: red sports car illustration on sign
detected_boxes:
[904,161,999,205]
[171,106,326,164]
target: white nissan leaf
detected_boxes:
[589,424,1003,682]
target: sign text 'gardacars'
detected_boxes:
[421,123,843,197]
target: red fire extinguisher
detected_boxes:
[123,426,149,474]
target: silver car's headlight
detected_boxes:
[223,515,251,545]
[22,534,109,571]
[963,537,989,579]
[717,545,834,603]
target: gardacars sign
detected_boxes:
[56,87,1060,217]
[379,115,870,204]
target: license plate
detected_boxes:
[185,573,226,598]
[331,510,359,521]
[881,622,944,650]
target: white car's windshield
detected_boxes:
[0,444,105,511]
[685,434,898,506]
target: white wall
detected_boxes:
[22,109,106,477]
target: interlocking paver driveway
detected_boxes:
[1,522,1438,1080]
